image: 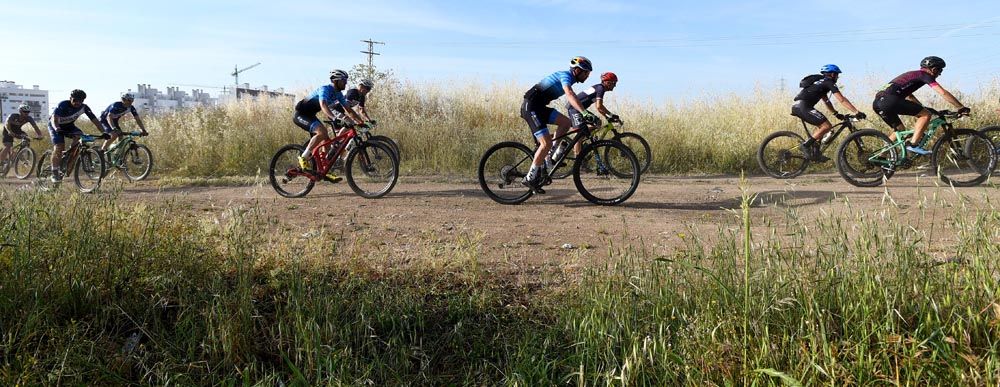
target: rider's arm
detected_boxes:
[358,106,372,121]
[28,117,42,137]
[564,85,587,113]
[822,96,838,115]
[831,92,860,114]
[930,84,965,109]
[84,105,102,131]
[131,107,148,133]
[594,99,611,117]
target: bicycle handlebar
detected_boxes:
[926,108,968,119]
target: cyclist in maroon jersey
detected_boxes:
[873,56,970,155]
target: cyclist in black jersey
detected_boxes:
[559,72,619,162]
[791,64,864,162]
[873,56,969,155]
[2,104,43,166]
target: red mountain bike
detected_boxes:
[268,123,399,198]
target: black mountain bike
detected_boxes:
[757,114,868,178]
[980,125,1000,175]
[0,136,40,179]
[478,117,640,206]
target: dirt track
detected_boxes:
[5,172,999,283]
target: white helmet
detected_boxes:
[359,79,375,89]
[329,69,349,81]
[18,104,31,113]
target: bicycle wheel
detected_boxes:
[12,146,36,179]
[756,131,808,179]
[613,132,652,174]
[74,148,105,193]
[931,128,996,187]
[122,144,154,181]
[981,126,1000,175]
[835,129,895,187]
[574,140,640,205]
[477,141,534,204]
[269,144,315,198]
[369,135,400,160]
[345,141,399,198]
[35,150,55,190]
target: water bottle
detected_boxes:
[820,131,834,145]
[551,140,568,161]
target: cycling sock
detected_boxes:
[526,165,541,181]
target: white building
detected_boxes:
[217,83,295,104]
[0,81,49,122]
[128,84,218,115]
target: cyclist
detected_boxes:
[99,93,149,151]
[2,104,44,166]
[521,56,594,193]
[332,78,375,124]
[48,89,104,182]
[792,64,865,162]
[873,56,969,155]
[561,71,620,163]
[293,69,369,182]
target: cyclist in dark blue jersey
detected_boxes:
[293,69,369,182]
[99,93,148,151]
[873,56,969,155]
[331,79,375,124]
[560,71,620,162]
[48,89,104,182]
[791,64,864,162]
[2,104,43,166]
[521,56,594,192]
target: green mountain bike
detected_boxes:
[101,131,154,180]
[835,109,996,187]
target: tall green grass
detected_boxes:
[3,185,1000,384]
[137,78,1000,178]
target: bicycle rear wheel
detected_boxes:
[613,132,652,174]
[931,128,996,187]
[574,140,640,205]
[122,144,154,181]
[74,148,105,193]
[12,147,36,179]
[268,144,315,198]
[346,141,399,198]
[477,141,534,204]
[369,135,400,161]
[835,129,895,187]
[757,131,808,179]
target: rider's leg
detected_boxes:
[909,109,932,145]
[810,121,834,141]
[0,143,11,163]
[302,122,329,158]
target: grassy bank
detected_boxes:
[2,186,1000,384]
[135,78,1000,178]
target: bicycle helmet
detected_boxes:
[17,103,30,113]
[329,69,349,81]
[570,56,593,72]
[121,92,135,101]
[601,72,618,82]
[820,64,842,74]
[70,89,87,99]
[358,79,375,89]
[920,56,946,69]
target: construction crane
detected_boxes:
[231,62,261,100]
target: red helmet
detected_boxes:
[601,72,618,82]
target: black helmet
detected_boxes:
[570,56,593,72]
[70,89,87,99]
[920,56,946,69]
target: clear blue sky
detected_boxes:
[2,0,998,105]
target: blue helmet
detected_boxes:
[820,64,842,74]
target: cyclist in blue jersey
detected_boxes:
[873,56,969,155]
[293,69,369,182]
[521,56,594,193]
[2,104,44,166]
[99,93,148,151]
[48,89,105,182]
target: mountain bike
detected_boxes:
[0,136,40,179]
[269,122,399,199]
[551,116,650,179]
[101,131,154,180]
[300,120,400,167]
[478,116,640,206]
[835,109,996,187]
[35,133,107,193]
[980,125,1000,175]
[757,114,868,178]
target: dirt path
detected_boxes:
[5,173,998,284]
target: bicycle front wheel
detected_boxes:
[574,140,640,205]
[35,150,55,191]
[346,141,399,199]
[122,144,154,181]
[931,128,996,187]
[477,141,534,204]
[269,144,315,198]
[613,132,652,174]
[757,131,808,179]
[980,126,1000,175]
[74,148,105,193]
[13,146,36,179]
[835,129,894,187]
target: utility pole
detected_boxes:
[360,39,385,78]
